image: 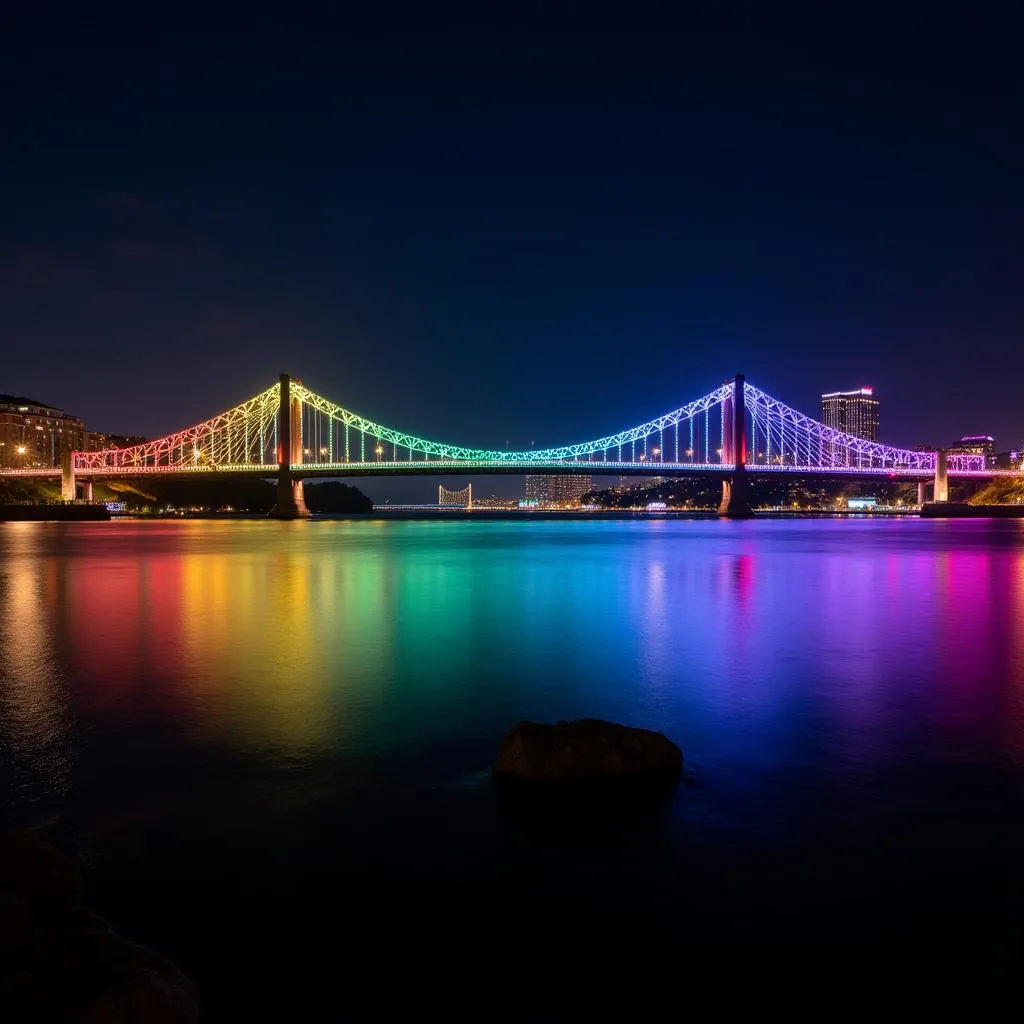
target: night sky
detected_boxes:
[3,7,1022,500]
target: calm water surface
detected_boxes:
[2,517,1024,998]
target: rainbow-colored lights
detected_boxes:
[6,375,998,480]
[73,385,280,472]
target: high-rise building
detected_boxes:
[821,387,879,441]
[0,394,87,468]
[525,474,593,508]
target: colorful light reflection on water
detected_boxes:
[3,518,1024,806]
[1,517,1023,995]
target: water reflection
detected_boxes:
[0,526,74,807]
[57,530,379,755]
[1,518,1024,829]
[1004,549,1024,761]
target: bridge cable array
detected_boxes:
[69,378,987,476]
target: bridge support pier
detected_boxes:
[61,449,76,502]
[933,449,949,503]
[917,481,927,506]
[80,480,93,502]
[717,374,755,518]
[269,373,310,519]
[718,474,754,517]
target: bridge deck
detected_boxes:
[2,462,1017,482]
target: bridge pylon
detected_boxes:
[933,448,949,503]
[269,373,310,519]
[60,448,76,502]
[718,374,755,518]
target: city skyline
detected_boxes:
[3,9,1022,475]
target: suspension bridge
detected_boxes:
[1,374,1016,517]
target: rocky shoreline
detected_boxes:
[0,832,199,1022]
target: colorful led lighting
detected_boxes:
[54,376,993,481]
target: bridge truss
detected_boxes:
[68,376,987,477]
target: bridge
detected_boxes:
[1,374,1016,517]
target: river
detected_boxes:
[2,517,1023,1001]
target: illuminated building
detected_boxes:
[88,431,148,451]
[471,496,517,509]
[951,435,995,457]
[0,394,87,468]
[524,474,593,508]
[947,434,995,469]
[821,388,879,441]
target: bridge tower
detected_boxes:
[60,448,76,502]
[933,448,949,503]
[718,374,755,518]
[269,373,310,519]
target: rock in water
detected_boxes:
[494,718,683,787]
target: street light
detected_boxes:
[375,444,384,463]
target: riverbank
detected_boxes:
[920,502,1024,518]
[371,508,718,519]
[0,504,110,521]
[369,508,919,520]
[111,507,922,522]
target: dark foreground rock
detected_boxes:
[0,831,200,1023]
[494,718,683,787]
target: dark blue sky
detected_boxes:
[3,6,1022,501]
